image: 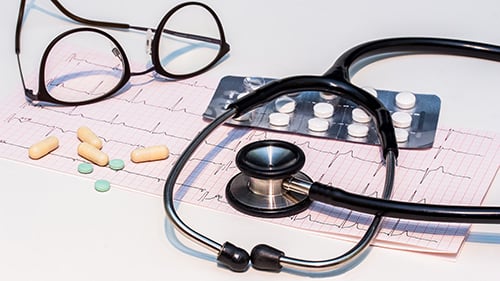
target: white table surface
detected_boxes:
[1,1,499,280]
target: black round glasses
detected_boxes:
[15,0,230,106]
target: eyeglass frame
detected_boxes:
[15,0,231,106]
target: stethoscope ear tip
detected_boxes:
[251,244,284,272]
[217,242,250,272]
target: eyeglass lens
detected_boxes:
[158,4,223,76]
[43,31,126,103]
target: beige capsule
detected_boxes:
[78,142,109,166]
[131,145,169,163]
[28,136,59,160]
[77,126,103,149]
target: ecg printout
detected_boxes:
[0,45,499,255]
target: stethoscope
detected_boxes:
[163,37,500,273]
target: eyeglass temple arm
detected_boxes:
[50,0,130,29]
[52,0,224,46]
[16,0,131,54]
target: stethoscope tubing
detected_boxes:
[309,182,500,224]
[163,37,500,273]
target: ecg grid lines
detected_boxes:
[0,45,498,255]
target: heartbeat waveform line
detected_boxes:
[67,53,122,72]
[433,145,485,159]
[289,211,440,244]
[396,165,472,185]
[440,128,495,141]
[30,107,197,142]
[175,184,229,204]
[47,80,107,99]
[112,91,203,117]
[294,140,382,166]
[66,53,217,92]
[7,113,244,157]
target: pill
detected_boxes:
[352,108,371,123]
[395,128,410,143]
[395,91,416,109]
[307,118,329,132]
[78,142,109,166]
[77,162,94,174]
[275,96,296,113]
[28,136,59,160]
[313,102,334,118]
[77,126,103,149]
[347,123,370,138]
[269,112,290,127]
[391,112,413,128]
[131,145,169,163]
[361,87,378,98]
[94,179,111,192]
[319,92,337,100]
[109,159,125,171]
[243,76,265,91]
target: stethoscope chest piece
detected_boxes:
[226,140,312,218]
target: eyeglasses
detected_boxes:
[15,0,230,106]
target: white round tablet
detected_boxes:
[243,77,265,91]
[269,112,290,127]
[352,108,371,123]
[347,123,369,138]
[313,102,334,118]
[274,96,296,113]
[308,118,329,132]
[391,111,412,128]
[362,87,378,98]
[395,91,416,109]
[395,128,409,143]
[319,92,337,100]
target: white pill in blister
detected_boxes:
[319,92,337,100]
[347,123,369,138]
[395,91,416,109]
[275,96,296,113]
[395,128,410,143]
[362,87,378,98]
[352,108,371,123]
[392,111,412,128]
[308,118,329,132]
[313,102,334,118]
[269,112,290,127]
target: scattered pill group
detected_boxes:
[28,125,170,193]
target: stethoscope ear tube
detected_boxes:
[309,182,500,224]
